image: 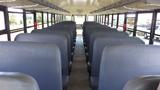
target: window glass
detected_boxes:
[88,16,94,21]
[137,13,152,32]
[52,15,55,24]
[0,34,8,41]
[43,13,47,24]
[118,14,125,31]
[100,16,103,24]
[36,13,42,29]
[126,14,135,36]
[9,13,23,30]
[0,11,5,30]
[49,14,52,26]
[102,15,105,24]
[75,16,85,24]
[154,13,160,45]
[109,15,112,27]
[155,13,160,35]
[26,14,34,26]
[101,15,103,23]
[105,15,108,25]
[98,16,100,23]
[36,13,42,24]
[137,13,153,44]
[55,14,58,23]
[113,15,117,28]
[43,13,47,27]
[8,8,23,12]
[127,14,135,30]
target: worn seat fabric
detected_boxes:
[123,75,160,90]
[0,72,39,90]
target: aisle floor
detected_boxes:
[68,29,91,90]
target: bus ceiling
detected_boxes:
[0,0,160,15]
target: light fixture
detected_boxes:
[123,6,148,11]
[0,0,16,3]
[37,7,50,10]
[73,0,87,4]
[10,4,39,8]
[147,4,160,7]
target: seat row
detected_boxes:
[83,21,160,90]
[0,21,76,90]
[0,72,160,90]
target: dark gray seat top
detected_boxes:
[88,31,129,62]
[31,30,72,59]
[0,42,62,90]
[0,72,39,90]
[99,45,160,90]
[15,33,69,76]
[123,75,160,90]
[91,37,145,78]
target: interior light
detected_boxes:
[73,0,87,4]
[123,6,148,11]
[0,0,16,3]
[147,4,160,7]
[34,7,50,10]
[10,4,39,8]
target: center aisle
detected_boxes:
[68,29,91,90]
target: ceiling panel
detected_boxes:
[47,0,121,15]
[91,0,160,14]
[0,0,160,15]
[0,0,68,14]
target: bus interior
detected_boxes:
[0,0,160,90]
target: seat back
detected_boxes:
[0,72,39,90]
[88,31,129,61]
[91,37,145,78]
[31,30,72,61]
[123,75,160,90]
[0,42,62,90]
[15,33,69,76]
[99,45,160,90]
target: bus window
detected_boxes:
[137,13,153,44]
[126,14,135,36]
[43,13,48,28]
[49,14,52,26]
[9,13,23,30]
[118,14,125,31]
[65,16,72,21]
[8,8,24,41]
[0,34,8,41]
[113,15,117,28]
[0,11,5,31]
[75,16,85,25]
[88,16,94,21]
[105,15,108,25]
[109,15,112,27]
[154,13,160,45]
[52,15,55,24]
[26,13,34,27]
[0,10,7,41]
[26,13,34,33]
[36,13,42,29]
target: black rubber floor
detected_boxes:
[68,30,91,90]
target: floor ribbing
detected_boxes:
[68,29,91,90]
